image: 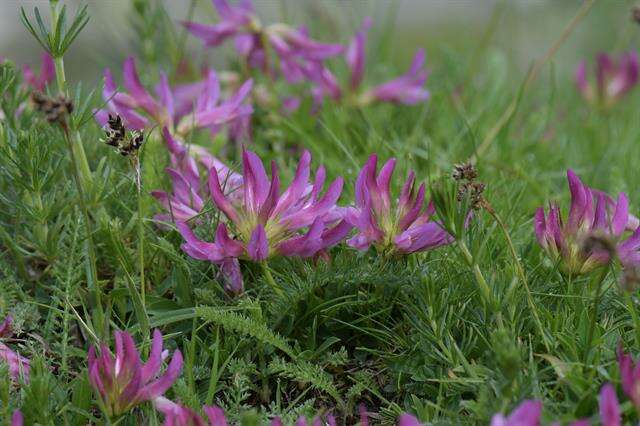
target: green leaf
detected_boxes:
[196,306,296,358]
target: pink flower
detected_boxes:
[87,329,183,417]
[183,1,342,78]
[22,52,55,92]
[398,413,422,426]
[345,17,372,91]
[362,48,430,105]
[182,0,255,48]
[0,315,30,382]
[575,51,639,107]
[617,345,640,409]
[346,18,429,106]
[599,384,621,426]
[177,150,350,289]
[535,169,639,275]
[11,411,23,426]
[155,398,282,426]
[346,154,452,254]
[490,400,542,426]
[95,58,252,136]
[151,129,243,225]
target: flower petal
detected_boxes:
[247,225,269,261]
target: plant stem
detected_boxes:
[61,125,104,336]
[456,239,497,311]
[485,205,551,352]
[135,157,145,306]
[261,261,284,296]
[49,1,93,188]
[583,265,609,364]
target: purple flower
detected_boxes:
[345,17,372,91]
[151,129,243,224]
[617,345,640,409]
[599,383,621,426]
[535,169,639,275]
[11,411,23,426]
[155,398,282,426]
[95,58,252,136]
[183,0,343,80]
[177,149,350,289]
[575,52,639,107]
[0,315,30,382]
[87,329,183,417]
[346,154,452,255]
[22,52,55,92]
[490,400,542,426]
[182,0,255,48]
[362,48,430,105]
[398,413,422,426]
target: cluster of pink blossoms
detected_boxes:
[95,56,253,138]
[183,0,429,110]
[167,149,454,293]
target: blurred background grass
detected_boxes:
[1,1,637,88]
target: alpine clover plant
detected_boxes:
[4,0,640,424]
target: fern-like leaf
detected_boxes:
[195,306,295,358]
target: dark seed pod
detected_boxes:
[100,114,144,157]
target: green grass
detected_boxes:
[2,0,640,424]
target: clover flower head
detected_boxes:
[575,51,639,108]
[346,154,452,255]
[534,170,639,275]
[490,400,542,426]
[177,149,350,291]
[87,329,183,417]
[0,315,30,382]
[95,57,252,136]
